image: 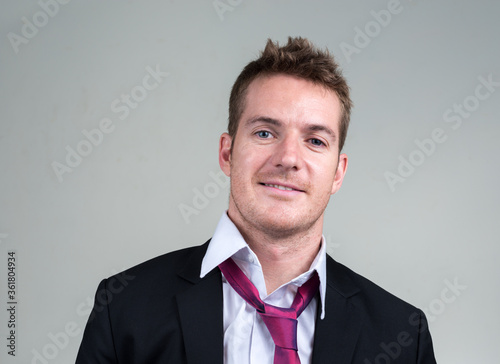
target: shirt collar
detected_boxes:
[201,211,328,319]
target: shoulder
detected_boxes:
[100,240,211,300]
[326,255,421,317]
[324,256,437,362]
[121,240,209,278]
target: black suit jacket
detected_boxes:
[76,240,436,363]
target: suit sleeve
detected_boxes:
[415,310,437,364]
[75,279,118,364]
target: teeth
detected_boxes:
[265,184,294,191]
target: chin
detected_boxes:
[256,214,313,237]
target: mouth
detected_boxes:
[260,182,304,192]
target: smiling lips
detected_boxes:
[261,182,304,192]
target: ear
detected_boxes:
[330,153,348,195]
[219,133,232,177]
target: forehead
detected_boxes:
[241,74,341,131]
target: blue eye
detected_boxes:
[257,130,271,138]
[310,138,324,146]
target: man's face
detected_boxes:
[219,74,348,238]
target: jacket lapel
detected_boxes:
[312,256,365,364]
[175,241,224,364]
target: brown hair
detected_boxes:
[228,37,352,152]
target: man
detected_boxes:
[76,37,436,363]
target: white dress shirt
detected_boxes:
[200,212,327,364]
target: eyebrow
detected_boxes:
[245,116,337,141]
[307,124,336,141]
[246,116,282,127]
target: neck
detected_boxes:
[229,213,323,294]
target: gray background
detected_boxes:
[1,0,499,363]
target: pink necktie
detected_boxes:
[218,258,319,364]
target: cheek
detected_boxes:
[234,147,269,172]
[230,154,256,184]
[309,160,338,188]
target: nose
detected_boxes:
[271,134,304,170]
